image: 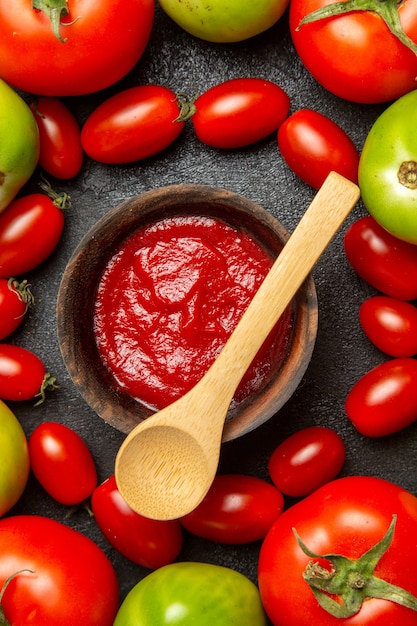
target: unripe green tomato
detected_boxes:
[158,0,289,42]
[0,399,30,516]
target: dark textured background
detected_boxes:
[9,2,416,615]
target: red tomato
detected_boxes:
[360,296,417,357]
[344,216,417,301]
[191,78,290,148]
[81,85,186,164]
[28,422,97,505]
[91,475,183,569]
[0,278,33,340]
[30,97,83,179]
[289,0,417,104]
[277,109,359,188]
[268,426,345,497]
[0,191,65,278]
[0,344,56,404]
[179,474,284,544]
[259,476,417,625]
[345,358,417,436]
[0,515,119,625]
[0,0,154,96]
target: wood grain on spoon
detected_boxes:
[115,172,360,520]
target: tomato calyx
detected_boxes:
[174,93,197,123]
[34,372,59,406]
[38,178,71,209]
[8,278,34,313]
[293,515,417,618]
[32,0,70,43]
[398,161,417,189]
[0,569,35,625]
[297,0,417,59]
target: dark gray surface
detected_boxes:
[9,3,415,610]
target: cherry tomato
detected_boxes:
[360,296,417,357]
[0,344,57,404]
[0,189,66,278]
[0,0,154,96]
[277,109,359,189]
[289,0,417,104]
[179,474,284,544]
[345,358,417,437]
[28,422,97,505]
[268,426,345,497]
[344,216,417,301]
[191,78,290,149]
[0,515,119,625]
[91,475,183,569]
[259,476,417,625]
[81,85,186,164]
[0,278,34,340]
[30,97,83,179]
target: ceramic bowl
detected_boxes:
[56,184,318,442]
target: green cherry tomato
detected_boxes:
[114,562,267,626]
[358,89,417,244]
[0,399,30,517]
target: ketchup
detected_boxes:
[94,214,294,411]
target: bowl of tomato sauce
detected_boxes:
[57,185,318,441]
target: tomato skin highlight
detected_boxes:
[0,515,119,625]
[28,422,98,505]
[81,85,186,164]
[192,78,290,148]
[277,109,359,188]
[344,216,417,301]
[360,296,417,357]
[345,358,417,436]
[268,426,345,497]
[31,97,83,179]
[91,475,183,569]
[179,474,284,544]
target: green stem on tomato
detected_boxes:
[294,515,417,618]
[0,570,35,626]
[297,0,417,58]
[32,0,69,43]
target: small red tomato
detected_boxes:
[28,422,98,505]
[268,426,346,497]
[360,296,417,357]
[345,358,417,437]
[344,216,417,301]
[192,78,290,148]
[31,97,83,179]
[179,474,284,544]
[81,85,186,164]
[277,109,359,189]
[0,189,66,278]
[0,278,34,340]
[91,475,183,569]
[0,344,57,404]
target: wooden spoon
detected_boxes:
[115,172,360,520]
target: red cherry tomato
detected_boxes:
[345,357,417,437]
[28,422,97,505]
[360,296,417,357]
[81,85,186,164]
[191,78,290,148]
[0,278,34,340]
[91,475,183,569]
[268,426,346,497]
[0,190,66,278]
[179,474,284,544]
[0,344,56,404]
[277,109,359,189]
[344,216,417,301]
[30,97,83,179]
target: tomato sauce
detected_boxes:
[93,214,294,411]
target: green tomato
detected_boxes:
[358,89,417,244]
[0,399,30,516]
[114,562,267,625]
[0,79,40,212]
[158,0,289,43]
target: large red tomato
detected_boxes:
[289,0,417,103]
[0,0,154,95]
[259,476,417,625]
